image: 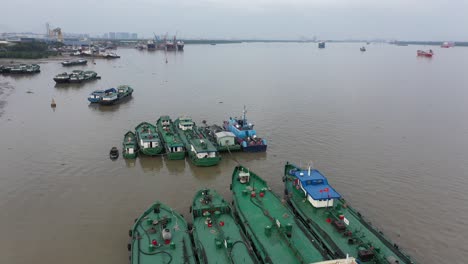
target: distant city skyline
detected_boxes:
[1,0,467,41]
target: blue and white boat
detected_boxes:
[223,106,267,152]
[87,88,117,103]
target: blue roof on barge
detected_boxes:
[294,170,341,200]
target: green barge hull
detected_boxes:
[135,122,164,156]
[157,116,186,160]
[175,117,220,167]
[283,162,415,264]
[231,165,333,264]
[128,201,197,264]
[122,131,138,159]
[191,189,260,264]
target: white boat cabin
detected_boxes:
[178,117,194,131]
[238,170,250,184]
[215,131,236,147]
[190,144,217,158]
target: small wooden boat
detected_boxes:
[109,146,119,159]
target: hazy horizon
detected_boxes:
[1,0,467,41]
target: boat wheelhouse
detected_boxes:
[88,88,116,103]
[135,122,163,156]
[202,124,241,152]
[293,168,341,208]
[100,88,118,104]
[156,116,186,160]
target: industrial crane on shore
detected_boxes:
[46,22,63,42]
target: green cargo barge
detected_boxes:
[128,201,197,264]
[175,117,221,167]
[284,162,415,264]
[122,131,138,159]
[231,165,333,264]
[191,189,260,264]
[135,122,164,156]
[156,116,186,160]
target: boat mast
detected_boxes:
[242,105,247,126]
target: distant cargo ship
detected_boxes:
[441,42,455,48]
[417,50,433,57]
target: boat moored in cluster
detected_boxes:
[54,70,100,84]
[283,162,415,263]
[191,189,260,264]
[1,64,40,74]
[175,116,221,166]
[135,122,163,156]
[128,201,197,264]
[156,116,186,160]
[224,106,267,152]
[61,59,87,66]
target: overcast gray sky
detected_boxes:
[1,0,467,40]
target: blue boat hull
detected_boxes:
[243,144,267,152]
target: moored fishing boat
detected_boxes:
[122,131,138,159]
[135,122,163,156]
[360,47,366,52]
[224,106,267,152]
[99,85,133,105]
[99,88,118,104]
[87,88,116,103]
[156,116,186,160]
[231,165,333,263]
[10,64,27,73]
[175,117,221,166]
[201,124,241,152]
[191,188,260,264]
[61,59,87,66]
[417,50,433,57]
[318,42,326,49]
[53,72,71,83]
[283,162,415,263]
[128,201,197,264]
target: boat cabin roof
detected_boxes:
[178,117,194,126]
[215,131,235,139]
[159,115,171,122]
[295,170,341,200]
